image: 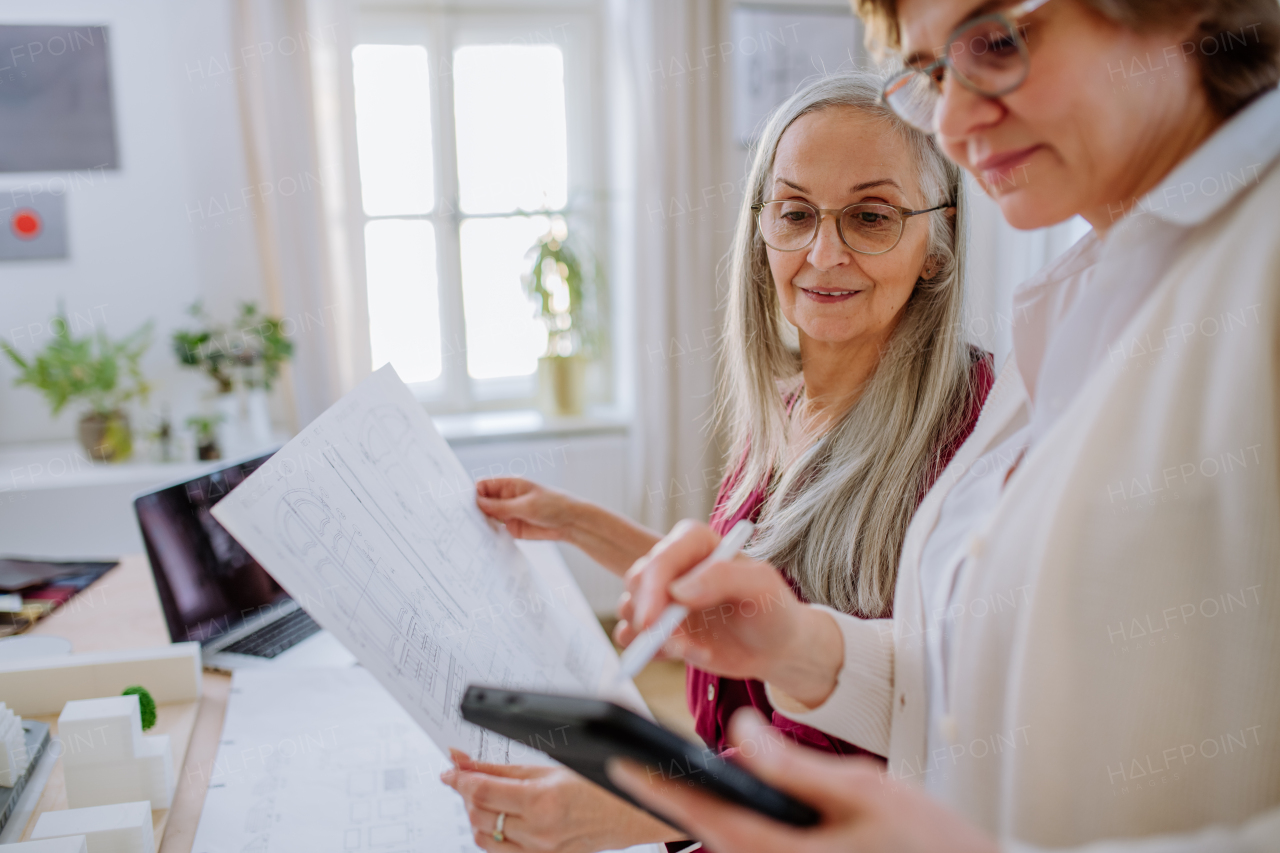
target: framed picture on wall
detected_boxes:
[731,5,865,146]
[0,25,119,172]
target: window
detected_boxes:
[353,9,603,412]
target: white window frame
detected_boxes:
[355,4,608,415]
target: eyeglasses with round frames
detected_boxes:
[751,200,951,255]
[880,0,1056,133]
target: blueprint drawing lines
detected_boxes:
[212,365,624,762]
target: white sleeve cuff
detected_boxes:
[764,605,894,756]
[1001,806,1280,853]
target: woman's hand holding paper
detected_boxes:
[441,749,680,853]
[476,477,660,576]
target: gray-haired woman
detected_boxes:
[441,71,994,853]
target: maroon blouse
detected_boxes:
[686,351,996,758]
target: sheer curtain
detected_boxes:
[609,0,733,532]
[232,0,369,430]
[965,185,1092,368]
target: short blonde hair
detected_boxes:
[852,0,1280,116]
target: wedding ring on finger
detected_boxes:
[493,811,506,843]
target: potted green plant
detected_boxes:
[173,302,293,456]
[523,221,601,417]
[1,308,152,462]
[185,413,224,461]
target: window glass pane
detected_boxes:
[365,219,441,383]
[459,216,550,379]
[353,44,434,216]
[454,45,568,214]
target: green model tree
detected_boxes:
[122,685,157,731]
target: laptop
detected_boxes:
[134,450,356,672]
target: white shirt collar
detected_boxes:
[1121,85,1280,228]
[1006,85,1280,407]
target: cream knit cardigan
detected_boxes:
[773,89,1280,851]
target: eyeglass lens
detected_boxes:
[885,16,1027,131]
[758,202,904,254]
[949,18,1026,92]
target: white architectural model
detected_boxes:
[0,702,31,786]
[0,643,201,718]
[0,838,88,853]
[58,696,174,810]
[30,801,152,853]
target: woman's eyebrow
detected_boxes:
[776,177,809,193]
[774,178,902,194]
[903,0,1007,67]
[851,179,902,193]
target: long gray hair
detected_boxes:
[718,71,976,618]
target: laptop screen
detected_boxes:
[135,452,288,644]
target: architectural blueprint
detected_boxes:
[191,669,662,853]
[191,668,477,853]
[211,365,643,764]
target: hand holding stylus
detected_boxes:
[615,520,755,682]
[612,520,844,709]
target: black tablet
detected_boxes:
[459,685,820,829]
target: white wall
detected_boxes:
[0,0,266,445]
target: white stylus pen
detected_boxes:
[615,519,756,682]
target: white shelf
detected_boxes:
[0,439,282,561]
[0,441,212,494]
[431,407,629,444]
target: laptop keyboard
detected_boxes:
[222,608,322,658]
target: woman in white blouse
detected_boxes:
[609,1,1280,851]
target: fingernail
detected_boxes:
[669,575,699,599]
[604,757,638,789]
[682,645,708,666]
[440,769,455,784]
[731,708,768,738]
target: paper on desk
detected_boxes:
[191,668,664,853]
[211,365,644,765]
[191,667,473,853]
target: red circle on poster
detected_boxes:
[11,209,42,241]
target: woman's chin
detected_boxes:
[994,190,1082,232]
[795,319,873,345]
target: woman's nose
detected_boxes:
[933,73,1006,139]
[807,214,851,271]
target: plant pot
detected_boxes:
[78,409,133,463]
[537,354,586,418]
[214,388,273,458]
